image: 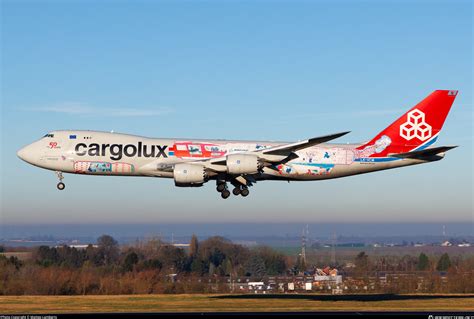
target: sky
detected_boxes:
[1,0,472,226]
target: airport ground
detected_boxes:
[1,293,474,313]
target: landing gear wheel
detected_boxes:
[240,188,249,197]
[232,187,241,196]
[221,190,231,199]
[216,183,226,192]
[55,171,65,191]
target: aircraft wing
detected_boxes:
[389,146,458,159]
[190,131,351,172]
[260,131,351,157]
[144,131,351,175]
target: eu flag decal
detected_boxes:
[69,135,77,139]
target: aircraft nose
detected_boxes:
[17,145,34,163]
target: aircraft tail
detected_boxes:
[356,90,458,157]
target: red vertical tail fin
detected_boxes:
[356,90,458,157]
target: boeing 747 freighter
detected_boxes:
[17,90,458,199]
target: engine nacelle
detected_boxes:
[173,163,207,187]
[226,154,260,175]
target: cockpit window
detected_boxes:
[43,133,55,138]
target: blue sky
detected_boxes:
[1,0,472,225]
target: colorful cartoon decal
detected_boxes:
[255,144,269,150]
[276,163,335,176]
[354,134,392,159]
[276,164,294,175]
[89,162,112,173]
[171,142,226,158]
[74,161,134,174]
[375,135,392,153]
[169,142,272,158]
[301,148,353,165]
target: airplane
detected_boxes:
[17,90,458,199]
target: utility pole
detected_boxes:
[331,232,336,266]
[301,227,307,267]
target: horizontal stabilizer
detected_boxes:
[389,146,457,159]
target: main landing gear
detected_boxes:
[217,180,250,199]
[56,171,65,190]
[232,187,241,196]
[232,185,249,197]
[216,181,231,199]
[216,182,226,193]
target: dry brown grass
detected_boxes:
[1,294,473,313]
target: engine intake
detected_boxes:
[173,163,207,187]
[226,154,261,175]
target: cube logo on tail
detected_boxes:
[399,109,432,141]
[357,90,457,157]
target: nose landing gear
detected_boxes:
[55,171,65,190]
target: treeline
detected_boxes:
[1,236,473,295]
[351,251,466,273]
[30,235,288,276]
[339,251,474,294]
[0,235,288,295]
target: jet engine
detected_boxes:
[173,163,207,187]
[226,154,261,175]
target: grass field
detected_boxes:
[1,294,473,313]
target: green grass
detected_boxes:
[1,294,473,313]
